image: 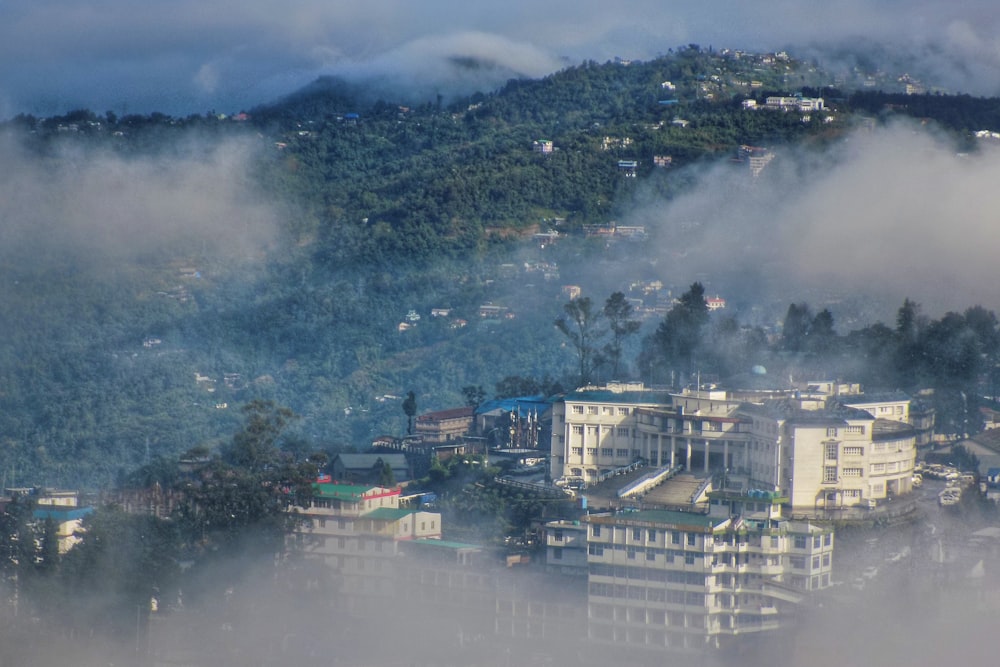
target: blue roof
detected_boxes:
[33,507,94,522]
[476,396,552,416]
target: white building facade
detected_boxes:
[550,384,918,510]
[585,501,833,650]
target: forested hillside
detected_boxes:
[2,47,1000,488]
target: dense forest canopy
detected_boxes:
[2,47,1000,488]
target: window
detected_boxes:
[825,443,838,460]
[671,531,681,545]
[843,467,863,477]
[685,553,696,565]
[871,462,886,474]
[632,528,642,541]
[648,529,657,541]
[618,407,630,415]
[627,548,637,560]
[813,535,821,548]
[794,535,807,549]
[846,425,865,435]
[588,406,598,415]
[602,406,612,415]
[790,556,806,569]
[824,533,832,547]
[592,525,601,538]
[616,427,628,436]
[587,426,598,436]
[553,547,563,560]
[632,449,641,459]
[812,556,821,569]
[601,448,613,457]
[616,448,629,457]
[586,447,597,457]
[843,446,864,456]
[553,529,563,541]
[823,466,838,483]
[826,427,838,437]
[572,425,583,435]
[571,447,582,456]
[822,554,831,567]
[589,544,604,556]
[687,532,697,546]
[647,549,656,561]
[572,405,584,414]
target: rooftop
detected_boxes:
[589,509,723,531]
[313,483,398,500]
[364,507,418,521]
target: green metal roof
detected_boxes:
[364,507,417,521]
[313,483,376,500]
[410,539,482,550]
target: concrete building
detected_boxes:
[550,383,920,510]
[291,482,444,597]
[550,382,673,482]
[544,519,589,576]
[585,495,833,650]
[415,406,474,444]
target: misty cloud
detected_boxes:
[3,1,1000,117]
[632,121,1000,321]
[0,136,278,268]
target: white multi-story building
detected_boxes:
[585,495,833,650]
[291,483,443,596]
[550,383,919,510]
[550,382,673,482]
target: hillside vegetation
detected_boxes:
[2,46,1000,487]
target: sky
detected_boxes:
[3,1,1000,118]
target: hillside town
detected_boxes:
[7,374,999,665]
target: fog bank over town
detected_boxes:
[3,5,1000,665]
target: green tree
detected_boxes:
[461,385,486,410]
[555,296,604,386]
[402,391,417,435]
[603,291,641,378]
[222,400,297,473]
[374,458,396,487]
[652,282,709,383]
[58,508,180,639]
[782,302,813,353]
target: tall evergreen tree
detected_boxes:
[555,296,604,386]
[603,291,642,378]
[653,282,709,383]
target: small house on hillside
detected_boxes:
[415,406,474,444]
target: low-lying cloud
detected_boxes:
[3,1,1000,117]
[0,135,278,269]
[633,121,1000,322]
